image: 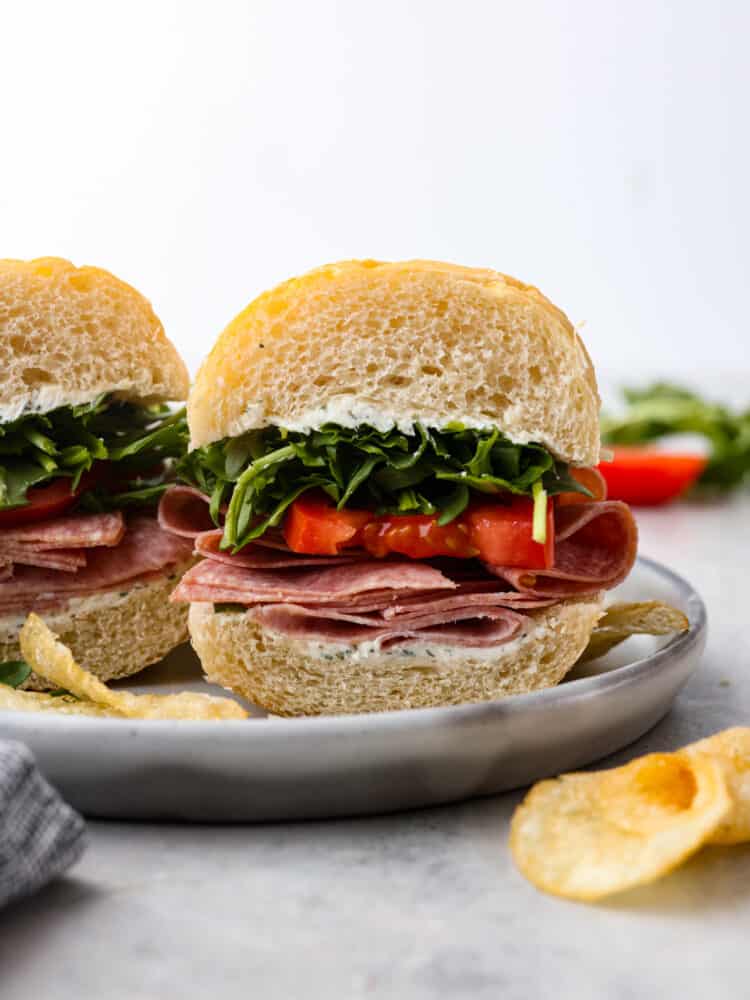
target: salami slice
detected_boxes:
[0,516,194,615]
[193,529,359,569]
[248,602,526,649]
[171,558,456,605]
[158,485,217,538]
[0,511,124,548]
[486,501,637,598]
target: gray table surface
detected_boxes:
[2,494,749,1000]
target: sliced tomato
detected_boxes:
[362,514,478,560]
[0,477,82,528]
[597,447,707,506]
[557,466,607,506]
[464,497,554,569]
[283,492,555,567]
[283,491,371,555]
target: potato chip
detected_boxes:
[580,601,689,663]
[18,613,248,721]
[0,685,119,717]
[686,728,750,844]
[510,751,731,901]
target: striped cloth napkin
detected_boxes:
[0,740,86,908]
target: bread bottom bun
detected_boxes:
[0,565,193,691]
[189,596,604,716]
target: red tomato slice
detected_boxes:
[597,447,707,506]
[0,477,82,528]
[0,462,125,529]
[557,466,607,506]
[362,514,478,560]
[283,491,371,555]
[464,497,554,569]
[283,492,555,567]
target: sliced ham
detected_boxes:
[247,602,526,649]
[0,516,194,615]
[486,501,638,598]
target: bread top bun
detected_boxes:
[189,259,600,466]
[0,257,190,422]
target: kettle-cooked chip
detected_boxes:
[686,728,750,845]
[19,613,248,721]
[0,685,121,717]
[581,601,689,663]
[510,751,731,901]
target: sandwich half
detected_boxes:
[161,259,638,715]
[0,257,195,687]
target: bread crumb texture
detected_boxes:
[189,596,603,716]
[189,259,600,466]
[0,567,192,690]
[0,257,189,420]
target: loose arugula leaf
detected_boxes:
[602,383,750,492]
[48,687,78,699]
[0,398,188,511]
[0,660,32,688]
[179,423,591,552]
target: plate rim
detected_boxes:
[0,554,706,739]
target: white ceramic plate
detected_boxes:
[0,556,705,821]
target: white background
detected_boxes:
[1,0,748,383]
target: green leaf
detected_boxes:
[178,421,579,550]
[602,383,750,492]
[0,660,31,688]
[437,483,470,525]
[337,456,380,508]
[0,399,189,512]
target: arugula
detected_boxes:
[0,396,188,511]
[602,383,750,491]
[0,660,31,688]
[178,423,591,551]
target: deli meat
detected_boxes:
[158,485,217,538]
[486,501,638,598]
[171,559,457,605]
[0,511,126,574]
[247,602,526,648]
[160,485,637,651]
[194,529,359,569]
[0,547,87,572]
[0,512,125,548]
[0,516,193,615]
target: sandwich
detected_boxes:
[161,259,638,715]
[0,257,195,687]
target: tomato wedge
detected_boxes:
[597,447,707,506]
[464,497,554,569]
[283,492,371,555]
[0,477,83,528]
[362,514,478,560]
[282,492,555,568]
